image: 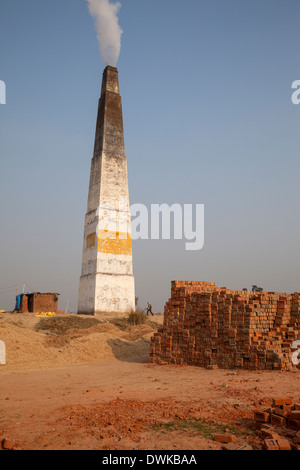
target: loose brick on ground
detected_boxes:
[214,434,236,444]
[263,439,280,450]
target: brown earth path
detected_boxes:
[1,357,300,450]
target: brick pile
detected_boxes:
[150,281,300,370]
[255,398,300,450]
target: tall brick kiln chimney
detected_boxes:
[78,66,135,315]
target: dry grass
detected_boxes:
[110,309,161,331]
[127,308,148,326]
[34,315,100,336]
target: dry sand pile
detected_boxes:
[0,315,159,372]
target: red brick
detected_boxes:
[254,411,270,423]
[214,434,236,444]
[150,281,300,372]
[263,439,280,450]
[283,405,294,413]
[274,407,289,418]
[289,410,300,421]
[272,398,293,407]
[1,439,19,450]
[276,438,291,450]
[288,419,300,430]
[270,414,286,427]
[260,427,281,440]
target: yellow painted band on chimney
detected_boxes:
[97,230,132,255]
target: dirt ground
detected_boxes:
[0,311,299,451]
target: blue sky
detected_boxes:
[0,0,299,312]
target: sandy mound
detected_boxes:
[119,324,155,341]
[0,318,157,372]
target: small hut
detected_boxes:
[15,292,59,313]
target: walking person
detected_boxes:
[146,302,154,316]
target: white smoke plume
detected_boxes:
[86,0,123,67]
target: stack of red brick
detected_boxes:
[149,281,300,370]
[255,398,300,450]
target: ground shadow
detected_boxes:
[107,338,150,364]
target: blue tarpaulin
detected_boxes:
[16,294,25,309]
